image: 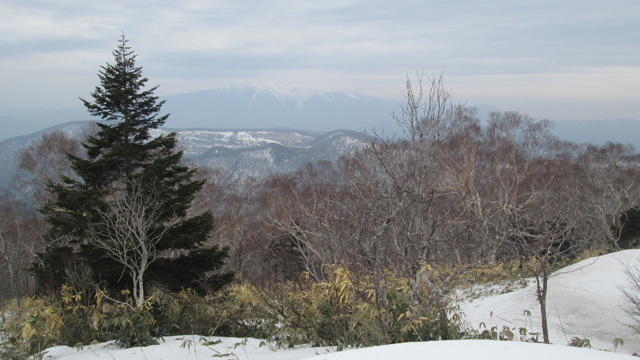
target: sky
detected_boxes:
[1,0,639,123]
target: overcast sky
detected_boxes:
[1,0,638,122]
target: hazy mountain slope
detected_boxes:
[0,122,366,190]
[0,108,92,141]
[160,85,402,133]
[0,85,402,141]
[189,129,366,181]
[0,121,92,190]
[551,118,640,148]
[1,84,639,148]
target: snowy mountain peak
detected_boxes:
[212,84,373,106]
[250,83,327,102]
[218,83,330,110]
[157,84,402,132]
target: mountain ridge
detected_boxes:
[3,113,640,192]
[2,84,639,147]
[159,84,402,132]
[0,121,367,189]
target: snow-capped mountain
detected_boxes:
[160,84,402,133]
[0,85,402,142]
[2,84,640,149]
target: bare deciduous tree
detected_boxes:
[270,73,491,341]
[86,179,177,308]
[483,111,600,344]
[506,180,590,344]
[0,191,45,300]
[13,130,84,205]
[574,142,640,250]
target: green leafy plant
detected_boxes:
[569,336,592,348]
[152,289,225,337]
[0,297,62,360]
[208,266,468,349]
[613,338,624,352]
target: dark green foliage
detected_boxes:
[108,307,158,348]
[268,231,307,282]
[32,34,232,298]
[151,290,224,337]
[149,245,235,293]
[30,246,76,296]
[615,206,640,249]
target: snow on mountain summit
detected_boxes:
[161,85,402,131]
[251,83,329,102]
[218,83,330,107]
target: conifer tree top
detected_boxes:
[78,34,172,181]
[80,33,168,140]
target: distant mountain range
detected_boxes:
[2,84,639,146]
[552,118,640,149]
[160,84,403,134]
[0,84,402,141]
[1,84,639,190]
[157,127,367,182]
[0,122,368,190]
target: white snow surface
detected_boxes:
[461,249,640,354]
[42,250,640,359]
[146,128,316,156]
[249,83,329,103]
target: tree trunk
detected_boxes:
[136,272,145,308]
[536,268,551,344]
[373,268,391,344]
[541,273,550,343]
[438,304,449,340]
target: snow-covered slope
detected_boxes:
[191,129,367,180]
[42,250,640,359]
[309,340,631,360]
[150,128,319,156]
[462,250,640,354]
[43,336,334,360]
[42,335,633,360]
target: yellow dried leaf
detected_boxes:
[21,323,35,340]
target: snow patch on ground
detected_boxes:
[305,340,631,360]
[461,250,640,354]
[43,336,335,360]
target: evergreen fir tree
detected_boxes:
[33,34,233,300]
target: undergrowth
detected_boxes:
[0,251,607,358]
[213,266,469,348]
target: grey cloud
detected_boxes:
[0,38,106,60]
[0,0,638,122]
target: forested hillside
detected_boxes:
[0,125,366,190]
